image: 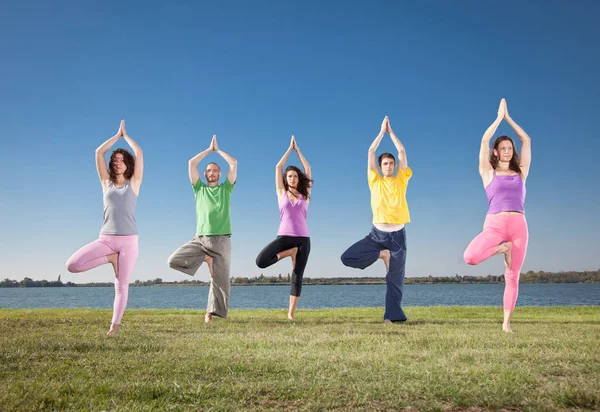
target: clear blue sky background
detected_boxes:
[1,1,598,283]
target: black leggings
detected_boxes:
[255,236,311,297]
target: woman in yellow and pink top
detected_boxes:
[341,116,412,323]
[463,98,531,333]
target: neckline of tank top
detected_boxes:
[110,180,130,189]
[493,171,521,178]
[285,193,304,206]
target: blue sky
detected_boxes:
[1,1,598,283]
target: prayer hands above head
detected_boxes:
[497,98,507,119]
[209,134,219,151]
[380,116,390,134]
[291,135,297,151]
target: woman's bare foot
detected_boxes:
[277,247,299,268]
[205,312,213,323]
[288,295,299,321]
[379,249,390,273]
[205,255,214,278]
[107,323,119,336]
[107,253,119,279]
[503,309,514,333]
[498,242,512,269]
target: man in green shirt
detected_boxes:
[168,135,237,322]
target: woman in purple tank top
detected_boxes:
[256,135,312,320]
[463,99,532,333]
[65,120,143,336]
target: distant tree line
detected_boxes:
[2,270,598,288]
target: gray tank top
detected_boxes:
[100,180,138,235]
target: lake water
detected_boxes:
[0,284,598,309]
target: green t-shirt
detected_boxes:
[193,179,235,236]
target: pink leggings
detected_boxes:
[66,235,139,324]
[463,214,528,311]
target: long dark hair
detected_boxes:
[490,136,522,175]
[283,165,313,200]
[108,148,135,183]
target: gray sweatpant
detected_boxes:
[168,235,231,318]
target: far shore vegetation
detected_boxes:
[2,270,599,288]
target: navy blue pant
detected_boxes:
[341,226,408,322]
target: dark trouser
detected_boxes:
[341,226,408,322]
[256,236,311,297]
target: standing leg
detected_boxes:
[205,236,232,320]
[502,215,529,333]
[108,236,139,335]
[289,238,311,320]
[383,229,408,322]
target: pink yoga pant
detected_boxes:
[463,214,528,311]
[66,235,139,324]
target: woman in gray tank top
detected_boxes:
[65,120,144,336]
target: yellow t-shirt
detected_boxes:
[368,167,412,225]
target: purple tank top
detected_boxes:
[485,172,526,215]
[277,193,309,237]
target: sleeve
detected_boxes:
[367,168,380,188]
[223,178,235,194]
[395,166,413,185]
[193,179,206,193]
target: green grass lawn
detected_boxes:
[1,307,598,411]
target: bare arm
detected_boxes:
[387,118,408,173]
[276,137,294,198]
[368,117,388,172]
[504,102,531,179]
[188,136,215,186]
[120,121,143,190]
[213,136,238,184]
[479,99,505,185]
[95,123,122,188]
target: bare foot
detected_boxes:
[384,319,392,325]
[502,324,514,333]
[290,247,298,268]
[205,312,213,323]
[107,253,119,279]
[107,323,119,336]
[501,242,512,269]
[288,314,294,321]
[379,250,390,273]
[277,247,298,267]
[205,255,214,278]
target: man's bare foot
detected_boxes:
[502,324,514,333]
[379,250,390,273]
[107,253,119,279]
[499,242,512,269]
[205,255,214,278]
[288,314,294,321]
[205,312,213,323]
[107,323,119,336]
[384,319,392,325]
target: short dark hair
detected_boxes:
[378,153,396,168]
[205,162,221,172]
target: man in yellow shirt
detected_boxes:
[341,116,412,323]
